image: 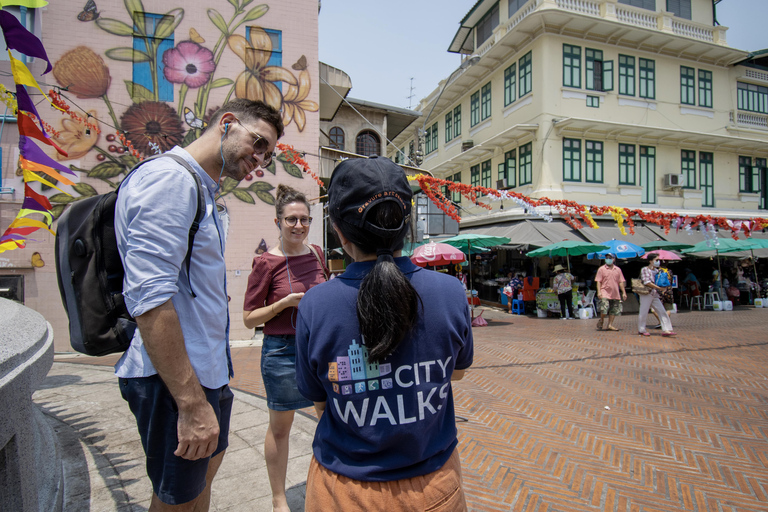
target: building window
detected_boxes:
[470,164,480,189]
[356,130,380,157]
[563,138,581,182]
[680,66,695,105]
[470,90,480,126]
[585,140,603,183]
[445,112,453,143]
[737,82,768,114]
[425,125,432,154]
[133,13,175,102]
[329,127,344,150]
[667,0,692,19]
[619,144,635,185]
[519,51,532,97]
[476,2,499,47]
[681,150,696,189]
[700,152,714,207]
[480,82,492,120]
[509,0,526,17]
[563,44,581,88]
[639,146,656,204]
[504,63,516,106]
[619,0,655,9]
[504,149,516,187]
[757,158,767,210]
[638,58,655,99]
[618,55,635,96]
[453,105,462,138]
[519,142,532,185]
[698,70,712,108]
[481,159,492,190]
[451,171,462,203]
[586,96,599,108]
[739,156,758,193]
[585,48,603,91]
[431,122,438,153]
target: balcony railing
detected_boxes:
[731,111,768,130]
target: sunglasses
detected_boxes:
[281,216,313,227]
[235,118,273,166]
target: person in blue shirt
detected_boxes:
[115,99,283,510]
[296,157,474,511]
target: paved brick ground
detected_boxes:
[62,306,768,511]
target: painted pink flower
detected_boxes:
[162,41,215,88]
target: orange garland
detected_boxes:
[48,90,101,134]
[276,142,323,187]
[413,174,768,240]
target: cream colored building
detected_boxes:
[389,0,768,238]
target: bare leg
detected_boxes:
[265,409,296,512]
[148,450,226,512]
[607,314,617,330]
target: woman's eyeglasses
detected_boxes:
[281,216,313,227]
[235,118,273,166]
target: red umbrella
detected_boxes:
[641,249,682,261]
[411,242,466,267]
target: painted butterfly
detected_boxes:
[31,252,45,268]
[77,0,99,22]
[184,107,207,129]
[255,239,268,255]
[292,55,307,71]
[189,27,205,44]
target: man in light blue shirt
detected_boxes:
[115,99,283,510]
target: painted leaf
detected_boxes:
[227,0,239,10]
[154,9,184,40]
[107,47,150,62]
[51,204,68,220]
[256,190,275,205]
[280,159,304,179]
[242,4,269,22]
[241,0,254,8]
[248,181,273,192]
[265,160,276,175]
[72,183,98,197]
[95,18,135,37]
[219,177,239,195]
[207,9,228,35]
[209,77,234,89]
[49,193,76,204]
[124,80,154,103]
[233,188,255,204]
[181,128,197,148]
[125,0,147,35]
[88,162,125,179]
[119,154,140,169]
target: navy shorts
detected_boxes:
[119,375,234,505]
[261,334,313,411]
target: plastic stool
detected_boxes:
[511,299,525,315]
[690,296,702,310]
[704,291,719,309]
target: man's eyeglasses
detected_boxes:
[281,216,313,227]
[235,118,273,166]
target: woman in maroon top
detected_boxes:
[243,184,325,512]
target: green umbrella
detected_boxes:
[526,240,610,272]
[641,240,694,251]
[683,238,768,295]
[441,234,512,300]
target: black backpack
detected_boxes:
[55,153,205,356]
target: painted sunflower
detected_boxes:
[120,101,184,156]
[227,27,296,111]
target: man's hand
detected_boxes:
[175,400,220,460]
[622,292,627,301]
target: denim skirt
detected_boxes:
[261,334,313,411]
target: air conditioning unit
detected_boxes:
[663,174,685,189]
[496,178,508,190]
[461,140,474,152]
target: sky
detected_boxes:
[319,0,768,112]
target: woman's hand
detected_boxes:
[280,292,305,310]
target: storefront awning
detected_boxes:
[461,219,586,249]
[578,222,664,246]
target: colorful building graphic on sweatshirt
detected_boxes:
[326,337,454,427]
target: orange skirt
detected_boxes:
[305,448,467,512]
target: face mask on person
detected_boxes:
[605,258,614,266]
[653,260,661,268]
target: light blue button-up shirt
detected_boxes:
[114,147,231,389]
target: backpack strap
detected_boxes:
[307,244,330,281]
[122,153,206,297]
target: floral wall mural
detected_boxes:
[42,0,319,217]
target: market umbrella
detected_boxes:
[641,249,682,261]
[587,239,645,260]
[681,238,766,292]
[526,240,610,272]
[441,234,512,299]
[640,240,694,251]
[410,242,466,267]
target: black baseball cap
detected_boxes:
[328,156,412,239]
